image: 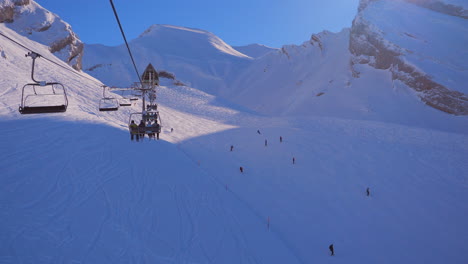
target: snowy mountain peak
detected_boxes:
[137,24,250,59]
[139,24,211,38]
[0,0,84,70]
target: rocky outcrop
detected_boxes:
[350,0,468,115]
[404,0,468,19]
[0,0,84,70]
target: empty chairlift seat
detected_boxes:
[19,82,68,114]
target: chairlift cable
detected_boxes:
[0,31,105,87]
[109,0,143,85]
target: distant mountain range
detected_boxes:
[1,0,467,115]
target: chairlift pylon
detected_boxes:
[18,52,68,114]
[127,64,162,139]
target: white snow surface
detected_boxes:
[233,44,278,58]
[1,11,468,264]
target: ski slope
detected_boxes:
[2,17,468,264]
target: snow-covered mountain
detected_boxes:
[83,24,252,95]
[77,0,467,117]
[233,43,278,58]
[0,0,83,70]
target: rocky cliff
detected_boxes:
[350,0,468,115]
[0,0,83,70]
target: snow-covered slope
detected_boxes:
[233,43,278,58]
[0,0,83,70]
[1,12,468,264]
[226,29,353,116]
[350,0,468,115]
[83,24,252,95]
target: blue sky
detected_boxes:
[37,0,360,48]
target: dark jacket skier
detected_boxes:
[240,166,244,173]
[329,244,334,256]
[152,121,161,140]
[138,120,146,138]
[230,145,234,151]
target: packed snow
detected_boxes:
[1,2,468,264]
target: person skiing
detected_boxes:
[257,130,261,135]
[129,120,139,141]
[329,244,334,256]
[280,136,283,143]
[292,157,296,164]
[171,128,174,133]
[367,187,370,197]
[230,145,234,151]
[239,166,244,173]
[265,139,268,147]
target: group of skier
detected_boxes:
[236,130,288,174]
[234,130,374,256]
[129,119,161,141]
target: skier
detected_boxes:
[257,130,261,135]
[240,166,244,173]
[265,139,268,147]
[152,121,161,140]
[292,157,296,164]
[367,187,370,197]
[280,136,283,143]
[171,128,174,133]
[230,145,234,151]
[138,120,146,140]
[329,244,334,256]
[129,120,139,141]
[147,120,154,139]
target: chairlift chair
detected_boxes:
[119,89,135,106]
[99,98,119,111]
[99,85,119,111]
[119,98,132,107]
[18,52,68,114]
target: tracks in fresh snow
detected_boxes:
[0,119,301,263]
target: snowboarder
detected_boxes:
[265,139,268,147]
[129,120,139,141]
[257,130,261,135]
[240,166,244,173]
[292,157,296,164]
[329,244,334,256]
[366,187,370,197]
[280,136,283,143]
[230,145,234,151]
